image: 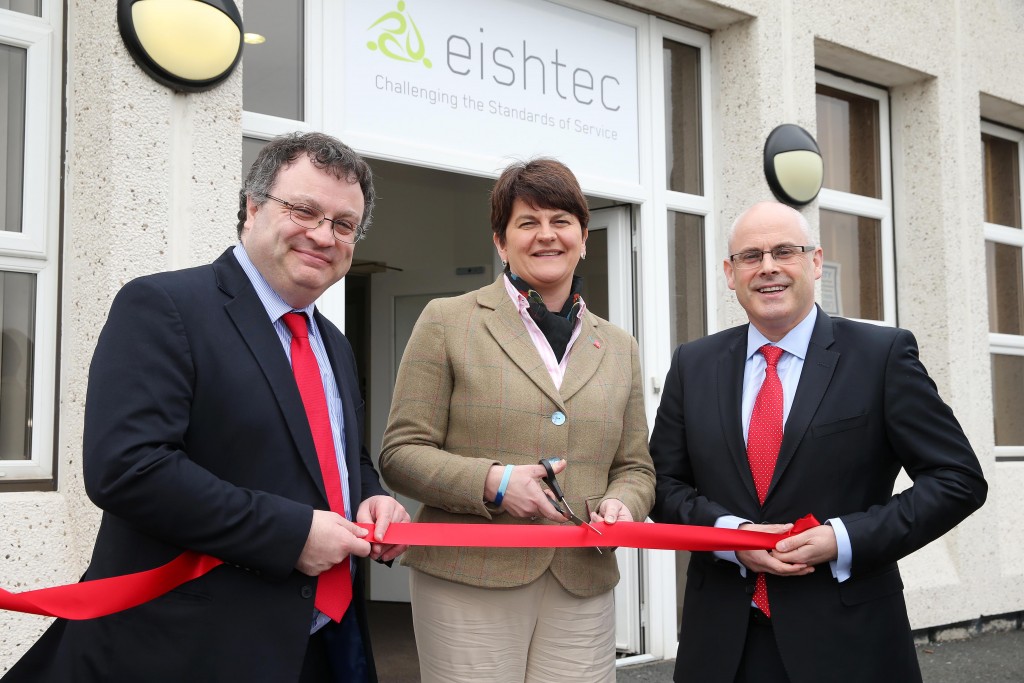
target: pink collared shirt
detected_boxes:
[502,275,586,390]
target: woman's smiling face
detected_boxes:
[494,197,588,306]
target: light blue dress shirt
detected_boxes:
[714,306,853,583]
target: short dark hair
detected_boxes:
[490,158,589,245]
[237,132,375,238]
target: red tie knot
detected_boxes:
[282,312,308,339]
[759,344,783,367]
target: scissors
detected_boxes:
[538,458,604,541]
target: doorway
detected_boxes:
[344,159,644,657]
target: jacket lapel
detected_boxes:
[718,326,760,504]
[213,251,328,504]
[557,312,604,403]
[766,307,838,501]
[479,278,565,409]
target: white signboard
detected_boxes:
[340,0,640,190]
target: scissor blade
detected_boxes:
[562,500,604,536]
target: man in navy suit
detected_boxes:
[650,201,986,683]
[5,132,409,682]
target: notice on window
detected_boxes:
[821,261,842,317]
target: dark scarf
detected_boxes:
[505,269,584,362]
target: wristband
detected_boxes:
[494,465,514,506]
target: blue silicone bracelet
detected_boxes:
[494,464,514,506]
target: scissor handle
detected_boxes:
[539,458,567,515]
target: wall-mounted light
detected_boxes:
[117,0,244,93]
[763,124,824,207]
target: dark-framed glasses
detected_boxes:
[263,194,364,244]
[729,245,815,269]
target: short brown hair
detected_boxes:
[237,132,375,238]
[490,158,589,245]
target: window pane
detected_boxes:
[242,136,267,180]
[982,132,1022,228]
[986,241,1024,334]
[819,210,882,320]
[242,1,304,120]
[816,85,881,198]
[667,211,705,347]
[0,0,41,16]
[663,40,702,195]
[0,43,27,233]
[992,354,1024,446]
[0,271,35,460]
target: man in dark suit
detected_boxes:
[650,200,987,683]
[4,132,409,682]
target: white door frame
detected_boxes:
[590,206,644,655]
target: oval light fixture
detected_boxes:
[763,124,824,207]
[117,0,243,93]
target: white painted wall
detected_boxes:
[0,0,240,667]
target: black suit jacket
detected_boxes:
[650,307,986,683]
[5,249,388,682]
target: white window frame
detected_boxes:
[646,19,717,346]
[0,2,61,482]
[815,70,896,327]
[641,16,714,664]
[982,119,1024,460]
[241,0,322,137]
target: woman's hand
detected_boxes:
[485,460,568,522]
[589,498,633,524]
[588,498,633,552]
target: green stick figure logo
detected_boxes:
[367,1,432,68]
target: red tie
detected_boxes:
[282,312,351,622]
[747,343,784,617]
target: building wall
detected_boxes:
[0,0,241,667]
[2,0,1023,669]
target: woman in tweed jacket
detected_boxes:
[380,158,655,683]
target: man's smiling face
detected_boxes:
[724,202,822,342]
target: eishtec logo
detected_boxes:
[367,1,432,68]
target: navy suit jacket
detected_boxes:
[5,249,388,682]
[650,307,987,683]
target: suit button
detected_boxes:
[551,411,566,426]
[300,585,314,599]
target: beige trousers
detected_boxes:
[410,569,617,683]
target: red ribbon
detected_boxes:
[0,515,819,620]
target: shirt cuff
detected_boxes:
[714,515,752,577]
[827,517,852,583]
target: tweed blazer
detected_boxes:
[380,277,655,597]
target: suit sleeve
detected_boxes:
[650,344,736,527]
[378,298,500,517]
[840,329,987,575]
[83,277,312,579]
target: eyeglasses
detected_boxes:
[263,194,364,244]
[728,245,815,269]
